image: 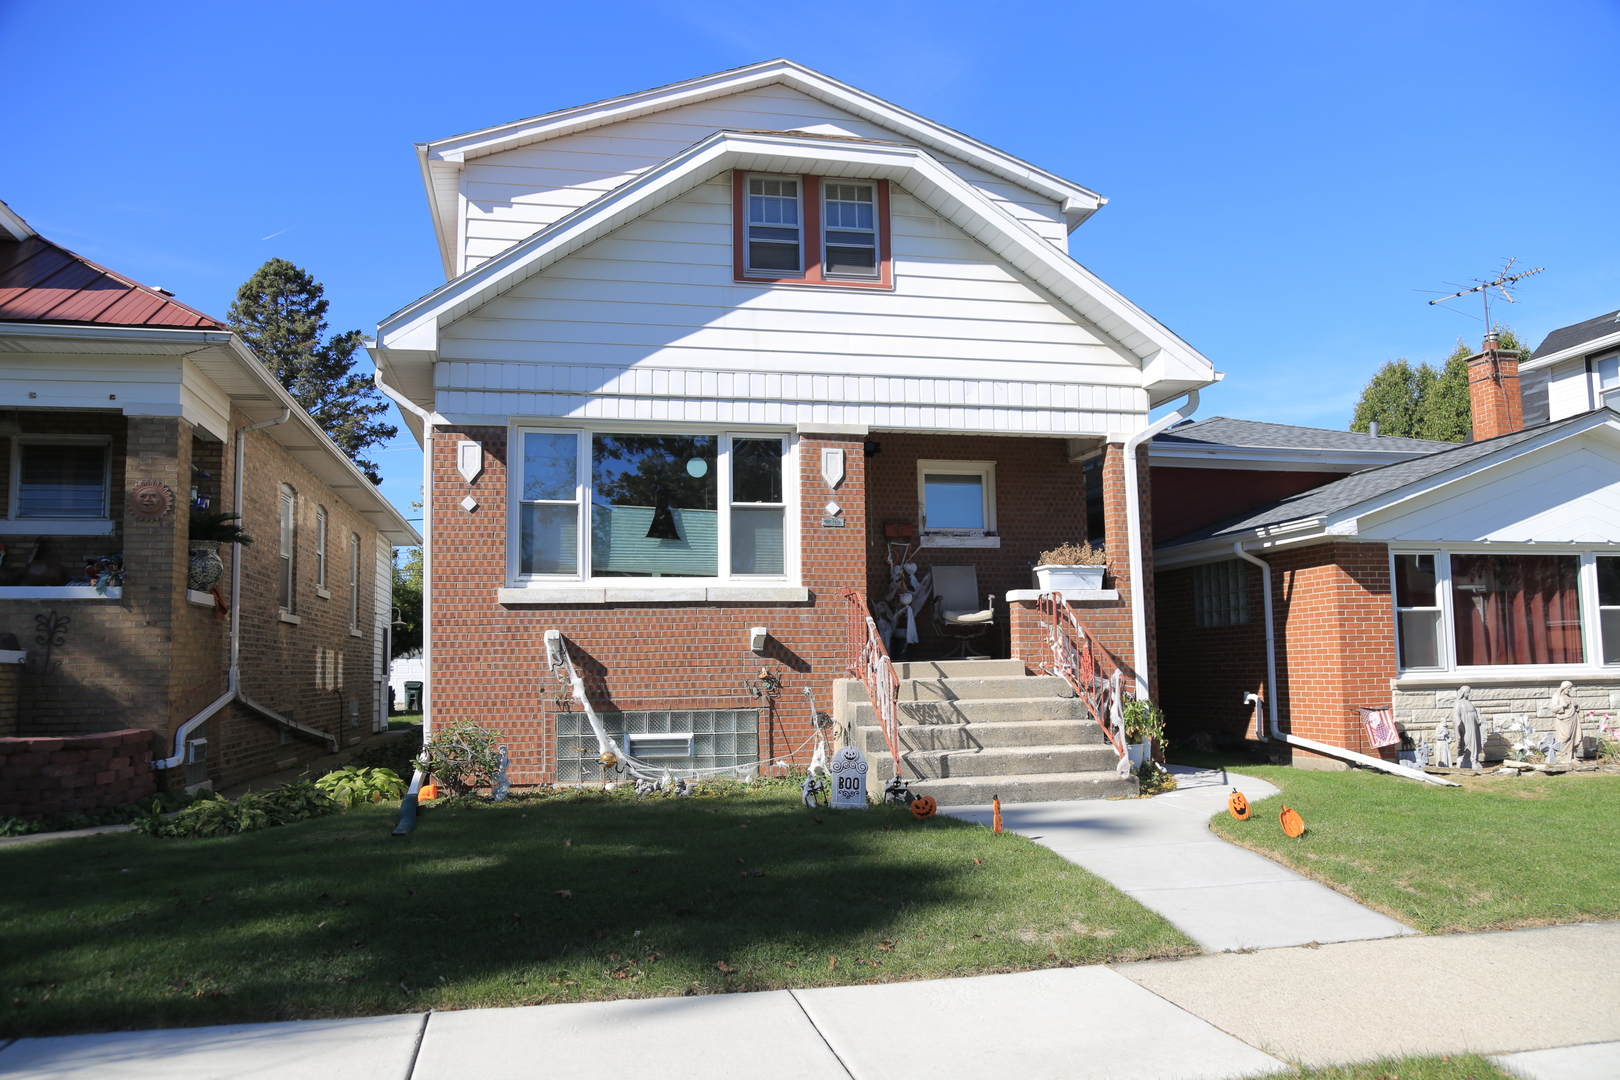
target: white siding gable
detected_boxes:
[460,85,1066,274]
[1358,430,1620,544]
[437,177,1144,435]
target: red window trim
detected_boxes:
[732,171,893,290]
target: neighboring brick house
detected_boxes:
[0,201,418,817]
[1154,332,1620,767]
[369,60,1219,787]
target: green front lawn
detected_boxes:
[0,784,1194,1036]
[1178,752,1620,933]
[1243,1055,1511,1080]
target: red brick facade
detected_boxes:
[1156,540,1399,762]
[0,729,154,818]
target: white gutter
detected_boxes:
[1122,389,1200,699]
[374,367,433,742]
[1232,543,1458,787]
[156,408,340,771]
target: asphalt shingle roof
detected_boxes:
[1160,419,1577,547]
[1531,310,1620,360]
[1153,416,1452,455]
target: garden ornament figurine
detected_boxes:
[1549,680,1581,764]
[1454,685,1484,770]
[492,745,511,801]
[1430,714,1453,767]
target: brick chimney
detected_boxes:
[1467,331,1524,441]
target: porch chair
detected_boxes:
[929,564,996,659]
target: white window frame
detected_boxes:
[278,485,296,613]
[743,174,803,276]
[314,506,329,596]
[349,533,361,633]
[505,425,800,598]
[2,436,114,535]
[821,180,879,279]
[1593,350,1620,411]
[917,460,998,548]
[1390,545,1620,679]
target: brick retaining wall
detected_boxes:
[0,728,155,819]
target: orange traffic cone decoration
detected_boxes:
[991,794,1003,834]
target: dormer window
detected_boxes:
[733,171,891,289]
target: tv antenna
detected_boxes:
[1427,258,1544,331]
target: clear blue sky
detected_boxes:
[4,0,1617,529]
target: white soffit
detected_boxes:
[414,59,1107,272]
[379,131,1213,405]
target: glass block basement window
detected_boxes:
[555,709,759,782]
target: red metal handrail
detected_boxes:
[843,588,904,781]
[1037,591,1127,760]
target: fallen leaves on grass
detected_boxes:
[554,889,573,899]
[715,961,735,974]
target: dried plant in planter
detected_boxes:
[1036,542,1107,566]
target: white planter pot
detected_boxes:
[1127,740,1151,770]
[1032,564,1105,591]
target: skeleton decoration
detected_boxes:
[1549,680,1582,764]
[1453,686,1484,770]
[492,745,511,801]
[801,772,830,808]
[883,774,915,805]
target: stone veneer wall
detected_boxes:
[1392,682,1618,759]
[0,728,155,819]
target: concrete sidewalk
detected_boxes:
[945,765,1415,952]
[3,924,1616,1079]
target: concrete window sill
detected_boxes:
[498,585,811,605]
[0,586,121,599]
[919,534,1000,548]
[349,628,363,637]
[277,611,302,625]
[186,590,216,608]
[316,587,332,600]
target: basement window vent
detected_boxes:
[623,733,696,758]
[184,739,208,787]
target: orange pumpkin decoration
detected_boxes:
[991,795,1004,834]
[911,795,938,820]
[1279,805,1306,838]
[1227,791,1250,820]
[419,783,439,801]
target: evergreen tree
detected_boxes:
[1350,359,1432,437]
[227,259,397,481]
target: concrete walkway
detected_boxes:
[2,924,1616,1079]
[944,765,1416,951]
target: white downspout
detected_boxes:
[373,367,432,743]
[1122,390,1200,700]
[1232,543,1457,787]
[158,408,330,770]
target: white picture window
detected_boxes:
[278,486,296,611]
[823,182,877,277]
[511,429,792,585]
[745,176,801,274]
[315,507,328,591]
[917,460,996,537]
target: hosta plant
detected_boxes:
[316,765,405,808]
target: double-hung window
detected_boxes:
[512,429,792,585]
[278,486,296,611]
[734,172,891,288]
[349,534,361,632]
[1393,549,1614,673]
[4,438,112,533]
[315,507,329,594]
[1595,352,1620,410]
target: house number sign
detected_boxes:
[829,745,868,809]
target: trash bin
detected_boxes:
[404,681,423,712]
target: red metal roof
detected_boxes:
[0,235,223,329]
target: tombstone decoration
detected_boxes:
[1453,685,1484,770]
[828,745,869,810]
[1549,680,1582,764]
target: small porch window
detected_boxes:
[917,460,996,547]
[8,440,109,522]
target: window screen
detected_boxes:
[823,182,877,276]
[17,444,106,518]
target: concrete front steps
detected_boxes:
[833,659,1136,806]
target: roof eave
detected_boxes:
[1523,328,1620,372]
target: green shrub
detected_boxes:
[135,780,338,839]
[315,765,405,808]
[1122,695,1168,751]
[413,720,503,796]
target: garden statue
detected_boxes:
[1548,680,1582,764]
[1430,714,1453,767]
[1453,685,1484,770]
[492,744,511,801]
